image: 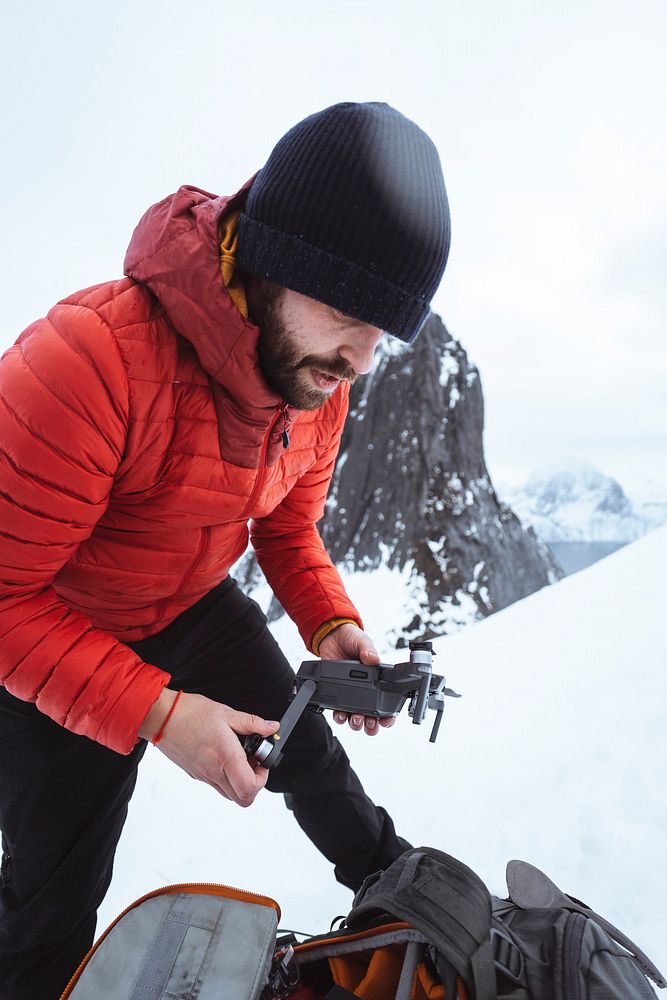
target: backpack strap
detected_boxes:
[347,848,497,1000]
[395,941,423,1000]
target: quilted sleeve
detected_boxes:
[0,304,171,754]
[249,385,364,651]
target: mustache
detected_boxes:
[297,355,358,383]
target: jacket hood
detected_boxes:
[123,176,282,414]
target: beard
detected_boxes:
[244,275,358,411]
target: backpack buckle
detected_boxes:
[265,944,301,999]
[490,927,524,985]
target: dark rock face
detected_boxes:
[317,312,563,640]
[238,311,563,640]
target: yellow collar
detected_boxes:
[219,210,249,319]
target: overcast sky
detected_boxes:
[1,0,665,496]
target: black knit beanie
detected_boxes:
[236,101,450,343]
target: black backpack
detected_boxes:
[280,847,665,999]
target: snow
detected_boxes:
[100,526,667,979]
[375,338,412,361]
[439,352,459,389]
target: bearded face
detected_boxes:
[244,275,379,411]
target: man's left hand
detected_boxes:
[318,622,396,737]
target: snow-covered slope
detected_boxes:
[101,525,667,977]
[499,460,657,542]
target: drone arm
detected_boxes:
[245,678,317,768]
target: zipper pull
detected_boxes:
[281,403,292,449]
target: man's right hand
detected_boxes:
[138,689,280,807]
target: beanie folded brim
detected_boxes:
[236,213,430,344]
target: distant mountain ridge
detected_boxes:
[498,461,659,543]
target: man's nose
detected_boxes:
[338,328,384,375]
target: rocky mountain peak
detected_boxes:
[316,312,562,641]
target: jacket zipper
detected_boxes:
[280,402,292,448]
[181,525,210,592]
[59,880,281,998]
[238,403,289,521]
[146,526,211,637]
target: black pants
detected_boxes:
[0,578,409,1000]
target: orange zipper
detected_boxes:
[238,404,287,521]
[287,920,412,957]
[59,881,280,999]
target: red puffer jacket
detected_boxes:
[0,178,362,753]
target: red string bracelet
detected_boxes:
[152,689,183,746]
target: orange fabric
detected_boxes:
[415,962,446,999]
[330,944,406,998]
[296,924,468,1000]
[311,617,360,655]
[0,180,363,753]
[329,945,464,999]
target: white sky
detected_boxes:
[1,0,665,493]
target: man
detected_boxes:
[0,101,450,998]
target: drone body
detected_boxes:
[245,641,460,769]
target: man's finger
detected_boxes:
[359,644,380,664]
[224,746,268,806]
[333,711,348,725]
[379,716,396,728]
[228,711,280,736]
